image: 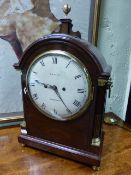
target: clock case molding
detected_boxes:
[14,18,111,167]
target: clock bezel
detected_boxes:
[26,50,93,121]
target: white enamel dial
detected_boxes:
[27,50,91,121]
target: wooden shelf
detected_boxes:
[0,124,131,174]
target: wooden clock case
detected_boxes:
[15,19,111,167]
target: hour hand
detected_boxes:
[35,80,53,89]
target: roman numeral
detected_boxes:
[73,100,81,107]
[77,89,85,93]
[66,60,72,68]
[40,59,45,66]
[32,93,38,100]
[52,57,57,64]
[54,109,58,115]
[41,102,46,109]
[75,75,81,79]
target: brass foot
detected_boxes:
[92,166,100,171]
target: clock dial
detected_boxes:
[27,50,91,120]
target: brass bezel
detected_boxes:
[26,50,93,121]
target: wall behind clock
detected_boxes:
[98,0,131,120]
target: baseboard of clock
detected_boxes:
[18,133,103,167]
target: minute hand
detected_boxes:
[52,85,72,113]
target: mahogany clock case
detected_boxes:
[16,33,111,166]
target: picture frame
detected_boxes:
[0,0,101,127]
[89,0,101,45]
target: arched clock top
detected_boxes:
[14,34,111,79]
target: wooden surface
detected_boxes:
[0,124,131,175]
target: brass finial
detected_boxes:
[63,4,71,16]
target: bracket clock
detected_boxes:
[14,4,112,169]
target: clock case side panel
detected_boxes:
[17,34,111,166]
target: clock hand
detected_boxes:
[35,80,54,89]
[52,85,72,114]
[35,80,71,114]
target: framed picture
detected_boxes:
[89,0,101,45]
[0,0,101,127]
